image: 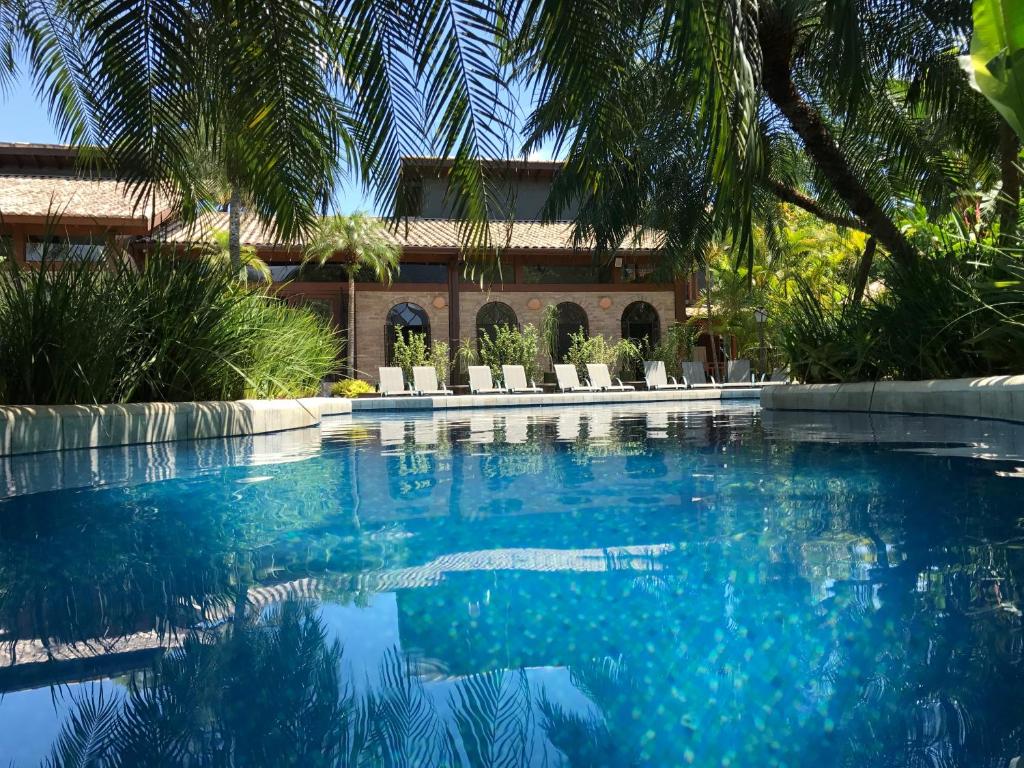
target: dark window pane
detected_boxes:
[476,302,518,346]
[621,301,660,345]
[395,264,447,283]
[521,265,610,284]
[555,302,588,361]
[386,302,431,364]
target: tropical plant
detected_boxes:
[650,322,699,377]
[477,323,541,381]
[563,329,639,380]
[330,378,375,398]
[0,244,339,404]
[540,303,559,369]
[202,229,272,283]
[304,213,400,376]
[389,331,449,383]
[963,0,1024,141]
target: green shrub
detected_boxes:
[777,249,1024,383]
[477,323,540,381]
[564,330,640,380]
[649,322,699,378]
[390,330,450,382]
[0,246,340,404]
[330,378,375,398]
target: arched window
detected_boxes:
[386,302,430,364]
[621,301,660,346]
[476,302,519,346]
[555,302,588,362]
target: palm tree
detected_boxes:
[4,0,518,260]
[512,0,984,268]
[304,213,400,377]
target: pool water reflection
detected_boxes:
[1,403,1023,766]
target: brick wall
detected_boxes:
[352,287,675,382]
[352,289,450,380]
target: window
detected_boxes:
[521,265,610,284]
[395,263,447,283]
[386,302,430,363]
[621,301,660,346]
[476,302,518,346]
[26,236,105,262]
[554,302,588,362]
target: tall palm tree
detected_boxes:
[304,213,400,377]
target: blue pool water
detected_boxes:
[1,403,1023,766]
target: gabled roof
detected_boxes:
[155,211,664,253]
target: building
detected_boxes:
[1,145,705,378]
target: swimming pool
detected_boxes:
[1,402,1022,766]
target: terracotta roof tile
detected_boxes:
[0,174,153,222]
[156,212,664,252]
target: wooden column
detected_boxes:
[673,274,688,322]
[447,258,461,379]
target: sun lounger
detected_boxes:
[501,365,542,393]
[554,364,598,392]
[468,366,506,394]
[762,368,790,385]
[681,362,718,389]
[644,360,686,390]
[412,366,452,396]
[378,367,416,396]
[712,359,755,388]
[586,363,634,392]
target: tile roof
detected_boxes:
[156,211,664,252]
[0,174,154,223]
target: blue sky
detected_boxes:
[0,71,559,215]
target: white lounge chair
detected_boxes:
[412,366,452,396]
[554,364,597,392]
[762,368,790,385]
[468,366,506,394]
[501,365,542,394]
[378,367,415,396]
[681,362,718,389]
[643,360,686,390]
[586,363,634,392]
[712,359,755,388]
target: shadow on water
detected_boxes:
[0,403,1022,765]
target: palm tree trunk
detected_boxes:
[228,186,242,277]
[851,237,877,305]
[347,273,356,377]
[997,120,1020,245]
[705,259,718,378]
[757,12,917,267]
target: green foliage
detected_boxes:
[964,0,1024,140]
[205,229,272,283]
[779,249,1024,382]
[330,378,375,398]
[477,324,541,381]
[564,330,639,380]
[0,245,339,404]
[778,285,881,384]
[390,331,449,383]
[303,213,400,280]
[650,322,699,375]
[540,304,559,368]
[233,296,341,399]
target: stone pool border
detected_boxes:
[0,388,760,456]
[760,376,1024,423]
